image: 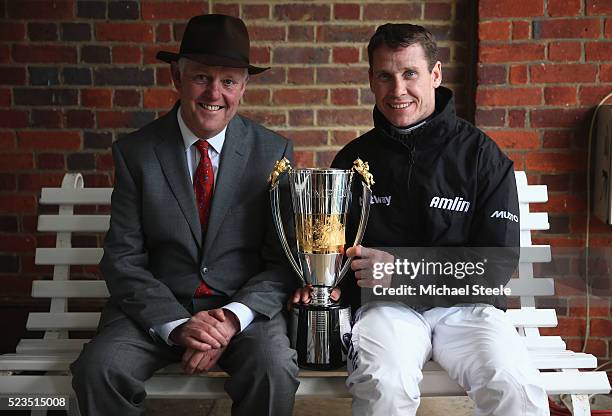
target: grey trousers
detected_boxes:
[70,308,299,416]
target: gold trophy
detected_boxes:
[269,158,373,369]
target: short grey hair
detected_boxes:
[176,57,249,81]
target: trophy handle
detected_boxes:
[335,180,372,287]
[270,178,304,282]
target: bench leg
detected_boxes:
[30,409,48,416]
[567,394,591,416]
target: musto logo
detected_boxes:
[490,210,519,223]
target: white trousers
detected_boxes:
[345,302,550,416]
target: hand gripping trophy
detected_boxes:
[269,158,373,369]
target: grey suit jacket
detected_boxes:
[99,104,296,332]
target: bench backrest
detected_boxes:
[30,172,553,340]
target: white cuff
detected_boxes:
[151,318,190,346]
[223,302,256,332]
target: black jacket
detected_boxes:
[332,87,520,310]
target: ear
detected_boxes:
[431,61,442,88]
[368,67,374,92]
[170,62,182,90]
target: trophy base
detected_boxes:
[290,302,352,370]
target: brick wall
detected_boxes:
[0,0,610,362]
[476,0,612,360]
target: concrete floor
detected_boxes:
[145,397,476,415]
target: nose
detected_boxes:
[390,76,405,98]
[203,79,222,100]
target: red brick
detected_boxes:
[479,21,510,41]
[278,130,327,146]
[18,131,81,150]
[317,109,371,126]
[317,25,375,43]
[590,318,612,337]
[288,26,314,42]
[97,111,154,129]
[333,47,360,64]
[0,234,36,251]
[531,64,597,83]
[331,88,359,106]
[0,45,9,63]
[242,89,270,106]
[477,87,542,106]
[273,89,327,106]
[249,68,286,86]
[143,89,178,109]
[212,3,239,17]
[0,195,37,213]
[17,173,66,192]
[156,67,173,86]
[477,65,507,85]
[544,86,577,105]
[294,151,315,167]
[289,110,314,127]
[531,108,589,128]
[548,0,581,16]
[425,3,451,20]
[508,110,526,128]
[113,46,141,64]
[479,0,544,18]
[274,4,330,21]
[0,66,26,86]
[250,47,270,65]
[65,109,94,129]
[486,130,540,149]
[37,153,65,170]
[288,68,314,85]
[7,0,73,19]
[250,26,285,42]
[0,110,28,128]
[316,151,337,168]
[96,23,154,42]
[0,153,34,170]
[587,0,612,15]
[602,64,612,82]
[363,4,421,20]
[96,153,114,170]
[334,4,360,20]
[0,22,25,41]
[0,88,10,107]
[0,132,16,150]
[156,24,172,43]
[273,47,328,64]
[543,131,572,148]
[114,90,140,107]
[475,109,506,127]
[317,67,369,84]
[512,21,530,40]
[580,86,612,105]
[479,44,544,63]
[569,298,611,317]
[141,2,207,20]
[548,42,582,61]
[510,65,527,84]
[525,152,586,172]
[12,44,76,63]
[243,4,270,20]
[31,109,63,129]
[544,317,586,337]
[585,42,612,61]
[535,19,600,39]
[239,110,285,127]
[81,89,112,108]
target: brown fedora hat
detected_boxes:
[156,14,269,75]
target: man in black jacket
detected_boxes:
[295,23,549,415]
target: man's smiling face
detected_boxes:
[369,43,441,128]
[172,59,248,138]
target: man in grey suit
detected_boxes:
[70,14,299,416]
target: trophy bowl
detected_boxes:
[269,158,373,369]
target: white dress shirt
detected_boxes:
[150,107,256,345]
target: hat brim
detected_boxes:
[156,51,269,75]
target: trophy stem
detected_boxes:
[311,286,333,306]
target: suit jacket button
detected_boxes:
[201,267,208,274]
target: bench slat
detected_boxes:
[505,308,558,327]
[520,212,549,231]
[519,245,551,263]
[522,336,565,350]
[27,313,100,331]
[31,281,109,298]
[506,278,554,297]
[38,215,110,232]
[16,339,89,354]
[40,188,112,205]
[35,248,103,265]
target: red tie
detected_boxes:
[193,140,214,298]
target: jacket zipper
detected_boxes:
[406,144,416,189]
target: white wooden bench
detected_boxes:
[0,171,610,415]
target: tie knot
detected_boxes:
[195,140,209,155]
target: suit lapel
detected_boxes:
[203,116,252,257]
[154,107,203,248]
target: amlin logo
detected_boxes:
[429,196,470,213]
